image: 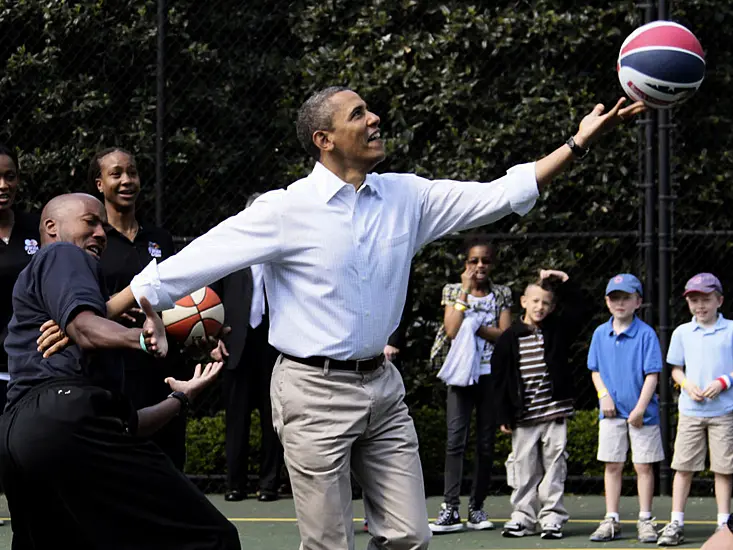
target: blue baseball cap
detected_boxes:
[606,273,643,297]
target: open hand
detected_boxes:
[165,361,223,402]
[210,339,230,362]
[37,320,70,358]
[140,296,168,358]
[575,98,646,147]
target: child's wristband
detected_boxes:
[139,331,152,354]
[597,389,609,399]
[680,378,687,389]
[460,287,470,295]
[717,375,732,391]
[454,302,468,312]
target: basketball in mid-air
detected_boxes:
[617,20,705,109]
[160,287,225,346]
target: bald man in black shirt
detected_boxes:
[0,194,239,550]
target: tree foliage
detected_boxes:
[1,0,731,414]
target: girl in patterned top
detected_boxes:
[429,235,512,534]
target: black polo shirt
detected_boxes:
[4,242,124,411]
[99,223,176,372]
[0,210,40,372]
[99,223,175,298]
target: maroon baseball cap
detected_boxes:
[683,273,723,296]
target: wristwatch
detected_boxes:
[167,391,190,415]
[566,136,589,159]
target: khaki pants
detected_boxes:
[505,419,569,529]
[271,356,431,550]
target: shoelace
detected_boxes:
[601,518,618,538]
[659,522,680,536]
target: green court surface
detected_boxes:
[0,494,720,548]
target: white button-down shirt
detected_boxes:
[132,161,539,359]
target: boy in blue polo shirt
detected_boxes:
[588,274,664,543]
[658,273,733,546]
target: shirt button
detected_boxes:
[365,311,370,316]
[362,276,367,281]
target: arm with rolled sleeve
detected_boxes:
[129,191,285,312]
[415,163,538,249]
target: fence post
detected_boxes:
[155,0,168,228]
[656,0,673,498]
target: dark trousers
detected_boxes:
[124,365,187,471]
[443,374,496,509]
[224,323,283,494]
[0,378,239,550]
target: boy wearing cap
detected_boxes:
[658,273,733,546]
[588,274,664,543]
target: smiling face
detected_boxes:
[0,153,19,212]
[685,291,724,326]
[95,150,140,210]
[315,90,385,170]
[520,284,556,326]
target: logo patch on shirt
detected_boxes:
[24,238,39,255]
[148,241,161,258]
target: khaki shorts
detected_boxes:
[671,412,733,474]
[597,418,664,464]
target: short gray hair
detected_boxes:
[296,86,350,161]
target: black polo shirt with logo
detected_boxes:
[0,210,40,372]
[99,223,177,374]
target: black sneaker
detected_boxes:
[430,503,463,533]
[466,507,495,530]
[541,523,563,539]
[502,520,536,537]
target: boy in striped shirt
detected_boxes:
[492,269,583,540]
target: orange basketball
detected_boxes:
[160,287,225,346]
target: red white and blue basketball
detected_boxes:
[617,21,705,109]
[161,287,225,346]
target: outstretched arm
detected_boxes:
[535,98,646,190]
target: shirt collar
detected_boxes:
[606,315,640,338]
[692,313,726,333]
[310,162,380,203]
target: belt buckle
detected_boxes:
[354,358,371,372]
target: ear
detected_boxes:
[43,218,58,240]
[96,178,104,195]
[313,130,334,155]
[519,295,528,310]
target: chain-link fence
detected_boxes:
[2,0,730,496]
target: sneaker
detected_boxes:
[657,521,684,546]
[638,518,659,543]
[590,517,622,542]
[429,503,463,533]
[466,507,495,530]
[502,520,536,537]
[542,523,563,539]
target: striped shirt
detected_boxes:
[517,331,573,425]
[131,161,538,360]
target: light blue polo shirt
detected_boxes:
[668,314,733,417]
[588,316,663,424]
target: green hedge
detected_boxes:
[186,407,610,478]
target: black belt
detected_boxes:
[282,353,384,372]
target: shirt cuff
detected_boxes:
[505,162,539,216]
[131,260,175,311]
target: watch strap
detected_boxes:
[167,390,190,415]
[566,136,589,158]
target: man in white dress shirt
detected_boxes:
[108,87,644,549]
